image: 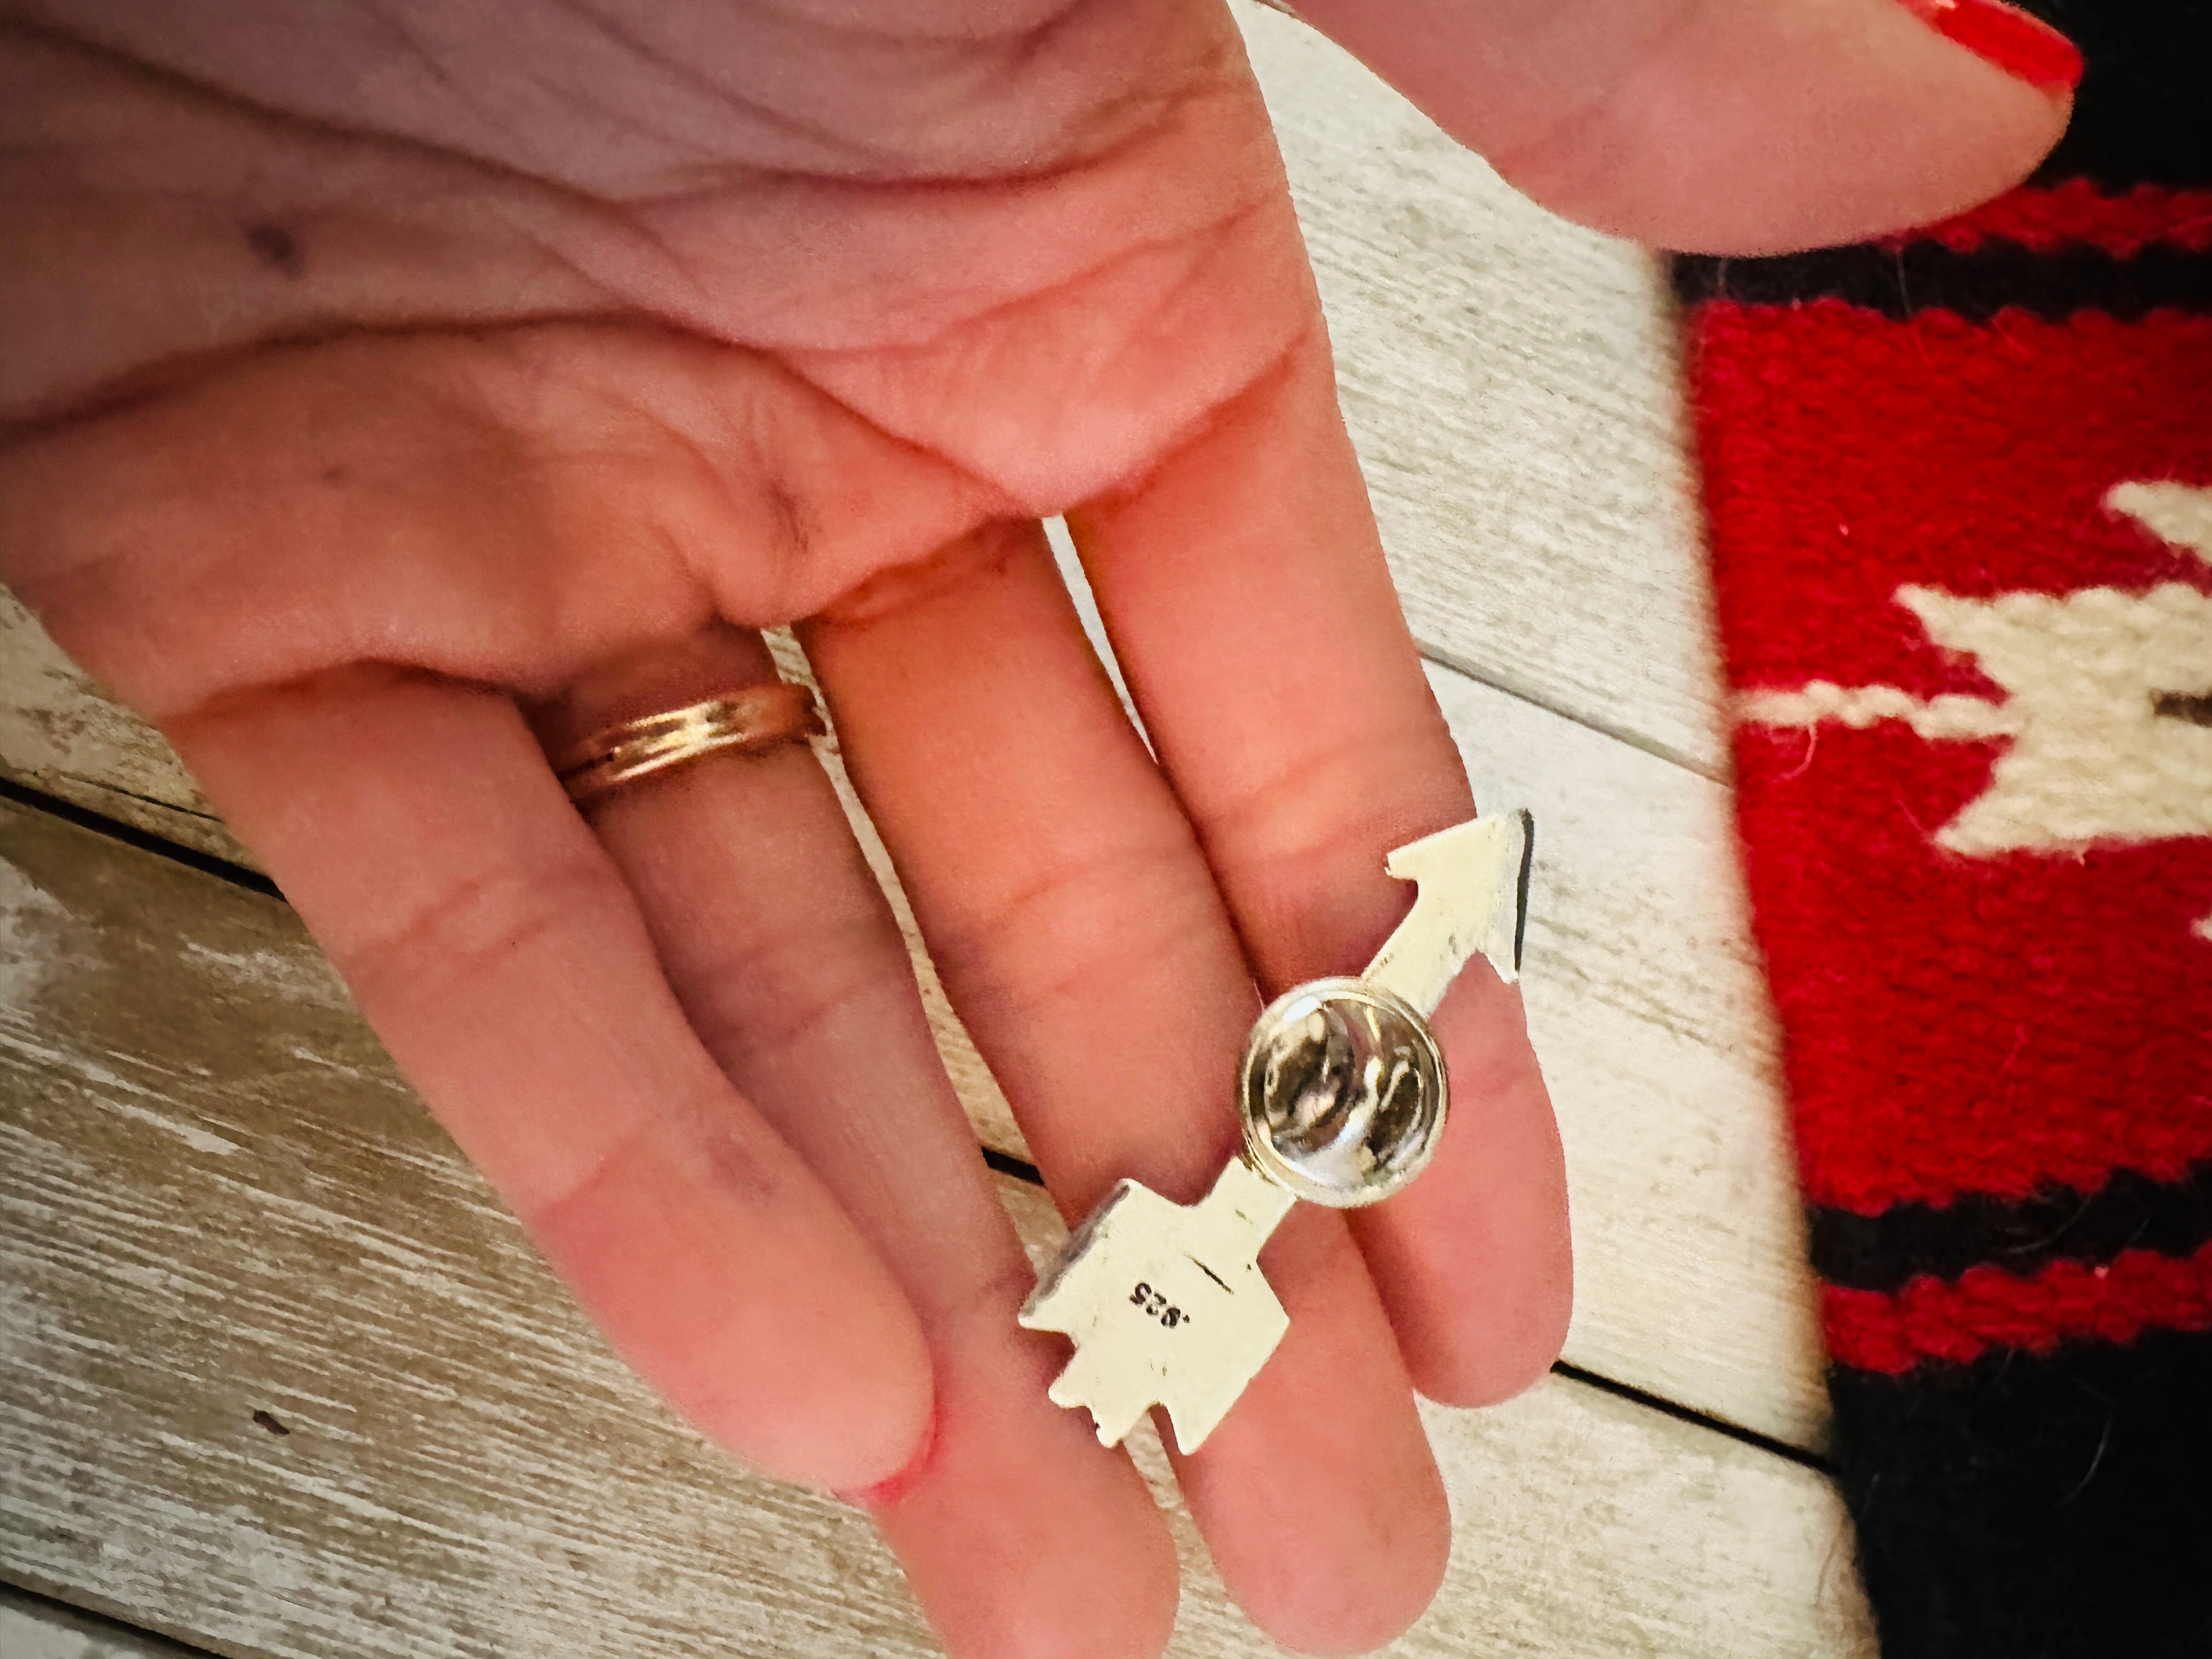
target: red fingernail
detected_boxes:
[1897,0,2083,93]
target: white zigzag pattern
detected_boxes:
[1736,481,2212,943]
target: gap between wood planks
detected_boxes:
[0,770,1830,1485]
[0,775,277,900]
[0,1578,225,1659]
[1043,517,1729,791]
[1414,640,1728,788]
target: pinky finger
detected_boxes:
[165,664,935,1493]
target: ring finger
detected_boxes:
[531,622,1179,1659]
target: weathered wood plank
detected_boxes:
[0,591,1822,1449]
[2,799,1868,1658]
[0,592,252,868]
[1244,2,1724,777]
[1435,662,1826,1448]
[0,594,1823,1449]
[0,602,1028,1157]
[0,1585,212,1659]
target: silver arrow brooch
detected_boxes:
[1018,810,1533,1453]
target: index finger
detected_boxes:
[1068,334,1575,1406]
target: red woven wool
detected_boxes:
[1689,303,2212,1214]
[1680,30,2212,1635]
[1892,180,2212,255]
[1825,1242,2212,1374]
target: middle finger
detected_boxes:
[806,520,1452,1656]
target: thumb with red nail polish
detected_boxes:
[1895,0,2082,94]
[1283,0,2077,253]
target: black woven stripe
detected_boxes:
[2016,0,2212,189]
[1831,1329,2212,1659]
[1671,241,2212,320]
[1810,1163,2212,1293]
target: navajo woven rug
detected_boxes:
[1673,2,2212,1652]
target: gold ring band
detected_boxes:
[554,682,823,804]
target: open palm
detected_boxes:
[0,1,2062,1652]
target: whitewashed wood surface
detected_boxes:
[0,589,1825,1454]
[0,5,1851,1653]
[0,1586,208,1659]
[0,590,250,870]
[0,799,1867,1658]
[1250,8,1728,781]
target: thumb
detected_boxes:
[1279,0,2076,253]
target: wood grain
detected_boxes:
[1,798,1867,1659]
[0,591,1823,1450]
[1242,3,1727,780]
[0,594,251,869]
[1434,663,1826,1448]
[0,1587,212,1659]
[0,591,1822,1451]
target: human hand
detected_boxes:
[0,1,2067,1652]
